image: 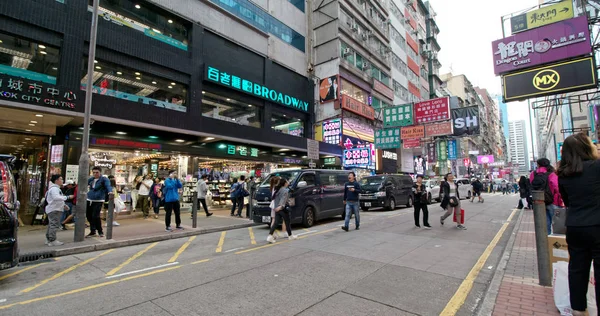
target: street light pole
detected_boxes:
[74,0,100,242]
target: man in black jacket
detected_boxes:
[342,172,361,232]
[413,175,431,229]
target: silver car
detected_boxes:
[424,179,441,204]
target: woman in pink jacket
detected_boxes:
[530,158,563,234]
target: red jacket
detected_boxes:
[530,167,563,206]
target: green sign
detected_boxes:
[375,128,400,149]
[437,140,447,161]
[324,157,337,165]
[384,104,413,127]
[219,144,259,158]
[206,66,309,112]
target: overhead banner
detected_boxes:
[437,140,447,161]
[425,121,454,137]
[510,0,574,34]
[477,155,495,164]
[452,106,480,136]
[374,128,401,149]
[426,143,437,163]
[502,56,597,102]
[343,147,371,168]
[414,97,450,124]
[493,16,591,75]
[383,104,413,127]
[447,139,457,160]
[319,75,339,103]
[400,125,425,140]
[402,138,421,149]
[322,119,342,145]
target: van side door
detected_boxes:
[292,172,318,222]
[318,173,347,218]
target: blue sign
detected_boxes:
[447,139,457,160]
[205,66,309,112]
[343,147,371,168]
[0,64,56,84]
[557,142,563,161]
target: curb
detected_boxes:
[476,209,525,316]
[21,222,260,258]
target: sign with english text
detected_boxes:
[340,95,375,120]
[452,106,480,136]
[425,121,454,137]
[319,75,339,103]
[0,73,82,111]
[414,97,450,124]
[400,125,425,140]
[402,138,421,149]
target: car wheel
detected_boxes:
[406,196,413,208]
[386,197,396,211]
[428,193,432,204]
[361,207,369,212]
[302,207,315,228]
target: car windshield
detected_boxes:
[359,176,385,190]
[260,171,301,187]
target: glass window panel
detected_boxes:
[341,79,368,104]
[0,31,60,84]
[271,112,304,137]
[202,91,263,127]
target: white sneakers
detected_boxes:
[47,240,64,247]
[288,235,298,240]
[104,221,120,227]
[267,235,276,243]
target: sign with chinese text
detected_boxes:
[343,147,371,168]
[447,140,457,160]
[319,75,339,103]
[510,0,574,34]
[384,104,413,127]
[493,16,591,75]
[205,66,309,112]
[219,143,260,158]
[91,138,162,150]
[340,95,375,120]
[402,138,421,149]
[502,57,597,102]
[322,119,342,145]
[307,139,320,160]
[452,106,480,136]
[425,121,453,137]
[0,73,81,111]
[400,125,425,140]
[437,140,447,161]
[374,128,400,149]
[463,158,470,167]
[557,142,563,161]
[414,97,450,124]
[477,155,495,164]
[372,79,394,100]
[427,143,437,163]
[324,157,339,165]
[50,145,63,164]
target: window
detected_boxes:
[371,66,390,86]
[392,53,407,75]
[340,79,368,104]
[320,173,345,187]
[372,97,391,110]
[407,46,418,61]
[208,0,305,52]
[81,59,188,112]
[272,113,304,137]
[407,69,419,87]
[393,80,408,99]
[298,173,316,186]
[390,26,406,51]
[202,91,262,127]
[0,31,59,84]
[390,2,404,22]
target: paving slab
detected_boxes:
[298,292,415,316]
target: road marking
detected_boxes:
[297,227,338,239]
[215,231,226,253]
[248,227,256,245]
[440,208,518,315]
[303,228,310,232]
[0,265,180,310]
[387,212,411,218]
[235,227,339,255]
[191,259,210,265]
[19,249,114,294]
[168,236,196,263]
[105,262,178,279]
[0,262,49,282]
[295,230,317,237]
[106,242,158,276]
[225,247,245,253]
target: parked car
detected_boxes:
[423,179,440,204]
[455,178,473,200]
[0,155,19,270]
[358,174,413,211]
[252,169,350,228]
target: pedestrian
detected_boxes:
[163,170,183,232]
[470,178,484,203]
[517,176,530,209]
[440,173,466,230]
[131,176,142,211]
[86,167,112,238]
[266,178,297,243]
[556,133,600,316]
[412,175,431,229]
[530,158,563,234]
[246,176,257,218]
[150,177,162,219]
[104,179,121,227]
[268,176,287,239]
[342,172,361,232]
[60,180,76,230]
[230,175,249,217]
[138,174,154,219]
[45,174,74,246]
[196,174,213,218]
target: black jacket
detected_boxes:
[518,180,530,199]
[413,183,427,205]
[558,159,600,227]
[440,181,460,209]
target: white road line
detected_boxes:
[105,262,179,279]
[224,247,245,253]
[294,230,317,237]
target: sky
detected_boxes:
[428,0,540,157]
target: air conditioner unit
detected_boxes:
[343,47,352,56]
[362,33,369,41]
[362,62,370,70]
[351,23,358,32]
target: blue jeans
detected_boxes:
[546,204,554,235]
[344,201,360,228]
[61,202,74,224]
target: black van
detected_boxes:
[358,174,413,211]
[0,155,19,270]
[252,169,350,227]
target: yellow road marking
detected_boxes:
[248,227,256,245]
[168,236,196,263]
[0,265,180,310]
[19,249,114,294]
[303,228,310,232]
[0,262,49,282]
[440,209,518,315]
[191,259,210,265]
[215,231,226,253]
[106,242,158,276]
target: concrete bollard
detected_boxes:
[106,198,114,240]
[532,190,552,286]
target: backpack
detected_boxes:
[531,171,554,205]
[230,182,248,199]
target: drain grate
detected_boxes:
[19,251,55,263]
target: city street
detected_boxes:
[0,193,520,316]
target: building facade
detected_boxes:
[508,120,530,175]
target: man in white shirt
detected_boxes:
[138,174,154,219]
[196,175,213,217]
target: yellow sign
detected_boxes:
[511,0,574,33]
[533,69,560,91]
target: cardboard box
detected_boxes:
[548,234,569,264]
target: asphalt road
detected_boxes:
[0,193,520,316]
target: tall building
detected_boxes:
[495,96,510,147]
[424,1,443,99]
[508,121,530,175]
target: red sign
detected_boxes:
[425,121,453,137]
[340,95,375,120]
[403,138,421,149]
[414,97,450,124]
[372,79,394,100]
[400,125,425,140]
[463,158,470,167]
[91,138,162,150]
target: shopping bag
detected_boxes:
[553,261,597,316]
[452,209,465,224]
[552,207,567,235]
[114,197,126,213]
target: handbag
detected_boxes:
[449,197,459,207]
[552,207,567,234]
[453,208,465,224]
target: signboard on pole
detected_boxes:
[322,119,342,145]
[510,0,574,34]
[427,143,437,163]
[447,140,457,160]
[425,121,454,137]
[414,97,450,124]
[477,155,495,164]
[307,139,319,160]
[383,104,413,127]
[437,140,447,161]
[343,148,371,168]
[402,138,421,149]
[452,106,480,136]
[400,125,425,140]
[374,128,401,149]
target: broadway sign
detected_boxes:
[492,16,591,75]
[452,106,480,136]
[502,56,597,102]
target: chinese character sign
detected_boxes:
[0,73,81,111]
[414,97,450,124]
[400,125,425,140]
[402,138,421,149]
[374,128,400,149]
[510,0,574,34]
[384,104,413,127]
[437,140,447,161]
[343,148,371,168]
[447,140,457,160]
[425,121,454,137]
[427,143,437,163]
[322,119,342,145]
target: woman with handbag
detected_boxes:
[413,175,431,229]
[266,178,297,243]
[268,176,287,239]
[440,173,466,230]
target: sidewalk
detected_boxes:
[18,206,259,258]
[492,210,559,316]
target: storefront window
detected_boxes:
[80,59,188,112]
[340,79,368,104]
[202,91,263,127]
[271,113,304,137]
[0,31,59,84]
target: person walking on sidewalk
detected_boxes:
[150,177,162,219]
[164,170,183,232]
[342,172,361,232]
[230,176,248,217]
[86,167,112,238]
[557,133,600,316]
[440,173,466,230]
[45,174,74,246]
[268,176,287,239]
[412,175,431,229]
[196,174,213,218]
[530,158,562,234]
[517,176,531,210]
[138,174,154,219]
[266,178,297,243]
[470,178,484,203]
